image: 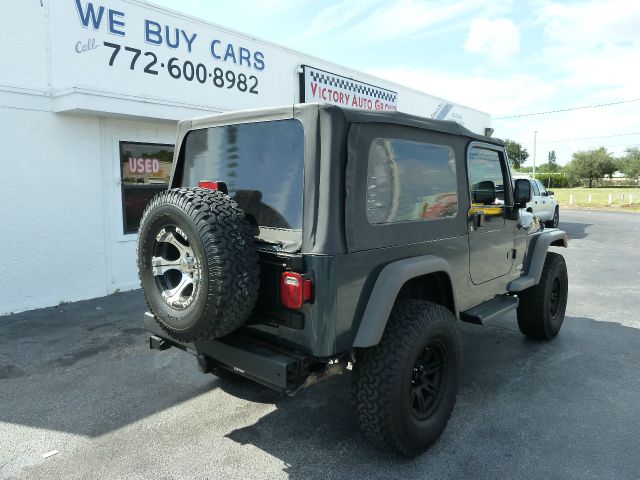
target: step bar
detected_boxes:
[460,295,519,325]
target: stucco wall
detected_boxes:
[0,2,49,94]
[1,108,107,313]
[0,106,177,315]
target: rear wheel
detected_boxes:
[545,207,559,228]
[352,300,461,456]
[517,252,568,340]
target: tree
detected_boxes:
[504,139,529,169]
[564,147,617,188]
[537,150,561,173]
[537,162,562,173]
[619,147,640,184]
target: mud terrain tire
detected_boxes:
[137,188,259,342]
[517,252,568,340]
[352,300,461,456]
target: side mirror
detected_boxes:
[472,181,496,205]
[547,190,554,196]
[514,179,532,207]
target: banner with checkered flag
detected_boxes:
[301,65,398,111]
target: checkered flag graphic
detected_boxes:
[308,69,397,103]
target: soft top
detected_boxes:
[178,103,500,145]
[339,107,502,145]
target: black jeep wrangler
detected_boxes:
[138,104,569,456]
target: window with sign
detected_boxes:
[120,142,175,234]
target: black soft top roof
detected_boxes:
[172,103,501,255]
[179,103,500,145]
[331,105,502,145]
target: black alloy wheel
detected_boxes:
[517,252,568,340]
[409,341,448,421]
[353,300,461,457]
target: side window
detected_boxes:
[120,142,175,234]
[536,180,547,195]
[366,138,457,224]
[531,180,540,196]
[467,147,507,206]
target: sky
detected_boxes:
[149,0,640,166]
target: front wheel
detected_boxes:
[352,300,461,457]
[517,252,568,340]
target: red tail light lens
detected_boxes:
[280,272,313,310]
[198,181,228,194]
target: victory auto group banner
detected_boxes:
[302,66,397,111]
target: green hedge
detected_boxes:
[517,173,637,188]
[530,173,577,188]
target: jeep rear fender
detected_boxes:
[508,229,568,292]
[352,255,457,348]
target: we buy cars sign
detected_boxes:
[302,66,397,111]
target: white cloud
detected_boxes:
[464,18,520,63]
[304,0,376,37]
[539,0,640,46]
[532,2,640,91]
[349,0,482,40]
[305,0,513,41]
[367,66,553,117]
[368,65,640,164]
[556,44,640,91]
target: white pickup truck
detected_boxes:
[516,177,560,228]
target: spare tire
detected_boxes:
[137,187,260,342]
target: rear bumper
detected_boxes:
[143,312,310,394]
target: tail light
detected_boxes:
[198,180,228,194]
[280,272,313,310]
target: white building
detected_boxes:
[0,0,491,315]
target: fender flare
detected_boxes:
[508,229,568,292]
[352,255,457,348]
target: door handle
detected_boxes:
[474,211,485,228]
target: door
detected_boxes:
[530,179,550,220]
[102,118,177,293]
[535,180,552,220]
[467,144,517,284]
[529,179,542,217]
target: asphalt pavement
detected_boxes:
[1,209,639,479]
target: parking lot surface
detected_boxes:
[1,209,639,479]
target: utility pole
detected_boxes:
[533,130,537,177]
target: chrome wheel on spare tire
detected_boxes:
[137,187,260,342]
[151,226,201,310]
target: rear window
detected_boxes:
[182,119,304,230]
